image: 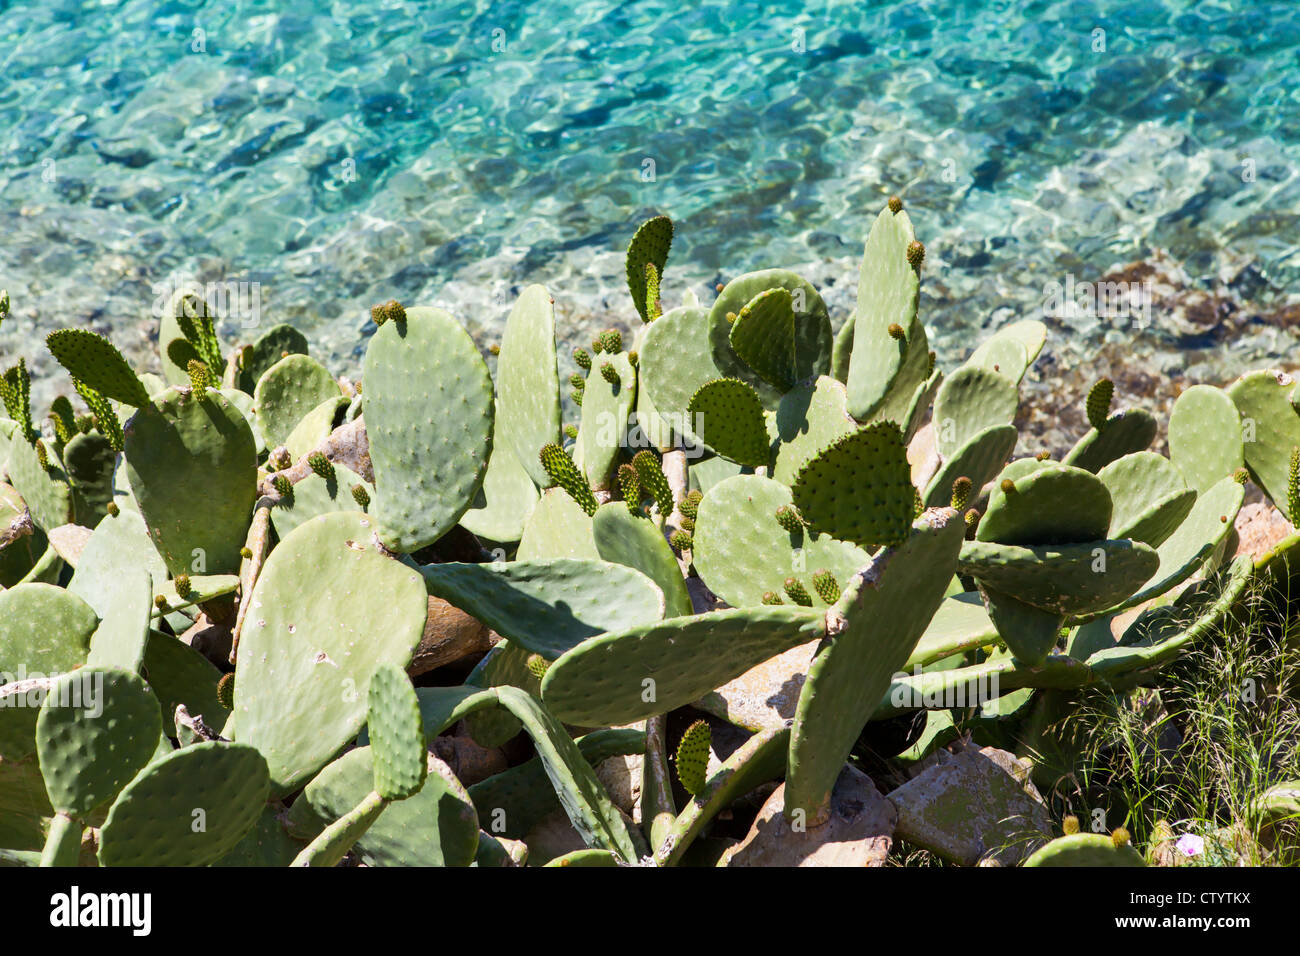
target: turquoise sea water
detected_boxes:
[1,0,1299,429]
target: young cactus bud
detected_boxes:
[75,413,95,435]
[525,654,550,681]
[627,350,638,368]
[760,591,784,605]
[632,450,674,516]
[1,359,36,443]
[49,395,75,447]
[913,485,924,518]
[174,574,193,599]
[73,379,123,451]
[674,720,711,797]
[34,439,49,472]
[678,515,695,533]
[488,343,500,356]
[783,577,813,607]
[1036,449,1051,461]
[563,423,578,440]
[599,329,623,354]
[307,451,335,482]
[573,347,592,371]
[154,594,168,610]
[1289,447,1299,525]
[679,489,703,521]
[539,443,599,517]
[240,546,253,560]
[669,528,693,551]
[1000,478,1015,495]
[964,508,980,530]
[1111,826,1132,848]
[106,501,120,518]
[617,463,642,514]
[774,503,804,534]
[271,474,293,498]
[216,673,235,710]
[351,484,370,509]
[887,195,903,213]
[1086,378,1114,432]
[1062,815,1080,835]
[1233,467,1249,484]
[571,390,584,407]
[187,359,212,399]
[370,299,406,326]
[887,322,906,341]
[600,362,621,387]
[927,350,936,377]
[906,240,925,271]
[569,372,586,390]
[268,447,292,471]
[950,475,973,512]
[811,569,840,604]
[644,262,662,321]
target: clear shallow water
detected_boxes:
[1,0,1299,435]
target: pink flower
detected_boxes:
[1175,834,1204,857]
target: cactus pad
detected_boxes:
[977,462,1112,546]
[687,378,771,468]
[728,288,797,390]
[363,306,494,553]
[496,284,561,488]
[1097,451,1196,547]
[626,216,673,323]
[45,329,151,408]
[1168,384,1243,494]
[674,720,711,796]
[791,420,915,549]
[366,663,427,801]
[99,741,271,866]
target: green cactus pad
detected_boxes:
[708,270,833,410]
[517,488,599,560]
[1023,832,1145,867]
[931,364,1020,461]
[772,376,860,485]
[728,288,798,390]
[687,378,771,468]
[124,386,257,576]
[0,583,97,676]
[496,284,561,488]
[541,605,826,727]
[922,423,1018,507]
[692,475,870,609]
[907,592,1000,668]
[234,512,428,796]
[284,395,349,462]
[460,430,538,544]
[5,431,75,531]
[36,668,161,816]
[637,305,725,444]
[1098,451,1196,547]
[366,664,426,801]
[287,745,478,866]
[845,204,922,420]
[420,558,665,659]
[626,216,673,323]
[1110,474,1244,612]
[593,503,694,618]
[235,323,310,393]
[966,320,1046,385]
[67,509,166,616]
[45,329,151,408]
[977,586,1065,671]
[363,306,494,553]
[674,719,711,796]
[269,460,370,540]
[786,507,965,820]
[1168,384,1243,494]
[85,567,152,673]
[1226,369,1300,522]
[98,741,270,866]
[61,430,116,524]
[575,351,636,490]
[791,421,915,549]
[958,538,1159,616]
[830,310,855,384]
[1061,408,1158,474]
[252,353,340,451]
[977,462,1112,546]
[461,640,538,748]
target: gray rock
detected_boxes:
[887,743,1052,866]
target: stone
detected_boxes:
[46,523,93,568]
[886,742,1052,866]
[694,641,818,732]
[721,765,894,867]
[1234,501,1293,563]
[408,597,494,677]
[430,734,508,787]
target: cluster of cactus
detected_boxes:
[1,199,1298,868]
